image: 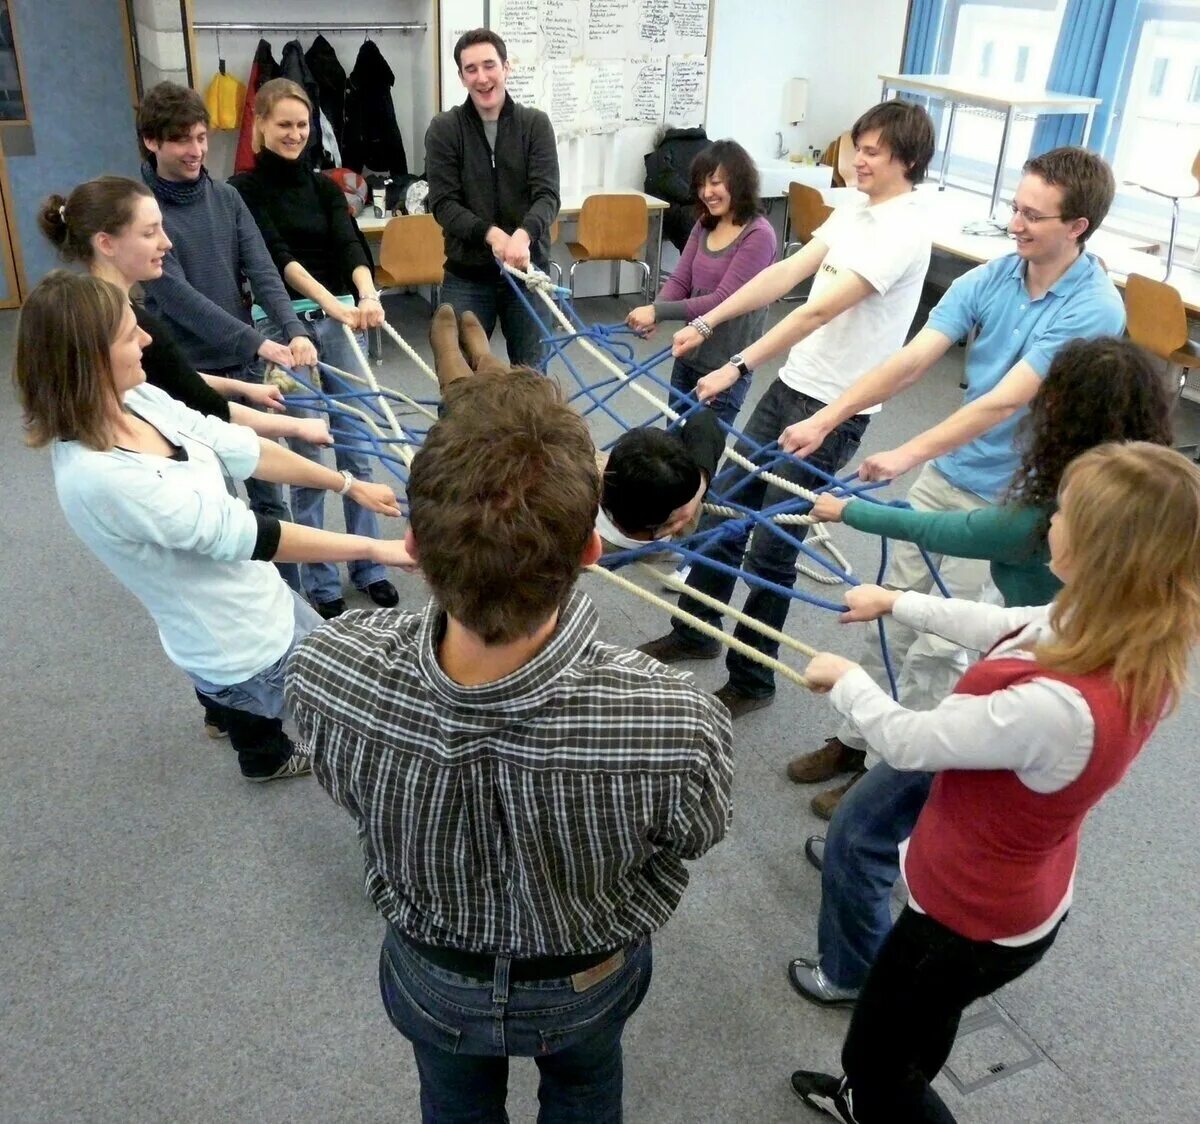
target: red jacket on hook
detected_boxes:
[234,38,280,175]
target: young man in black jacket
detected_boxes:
[424,29,560,369]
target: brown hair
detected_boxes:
[137,81,208,160]
[1022,147,1115,246]
[407,371,600,644]
[454,28,508,70]
[690,139,762,230]
[1037,442,1200,725]
[851,100,936,184]
[38,176,154,265]
[252,77,312,154]
[13,271,129,451]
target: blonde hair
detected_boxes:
[251,77,312,154]
[1037,442,1200,725]
[13,271,129,451]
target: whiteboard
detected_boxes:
[439,0,486,112]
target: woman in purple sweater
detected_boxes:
[626,140,777,425]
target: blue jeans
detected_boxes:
[442,269,547,370]
[379,926,653,1123]
[218,358,302,593]
[817,763,934,990]
[188,592,322,776]
[264,317,389,605]
[668,357,749,428]
[671,380,868,697]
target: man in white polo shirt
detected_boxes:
[638,99,935,721]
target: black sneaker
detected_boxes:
[364,579,399,607]
[315,597,347,620]
[637,632,721,664]
[243,754,313,784]
[203,712,230,740]
[714,681,774,719]
[790,1071,858,1121]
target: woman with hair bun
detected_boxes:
[39,177,327,449]
[625,139,777,424]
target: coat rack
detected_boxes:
[192,22,427,34]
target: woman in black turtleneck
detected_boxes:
[230,77,398,620]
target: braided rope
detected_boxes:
[587,563,814,690]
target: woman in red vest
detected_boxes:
[790,441,1200,1123]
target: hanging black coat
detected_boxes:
[342,40,409,179]
[279,40,326,169]
[305,34,348,152]
[644,126,710,252]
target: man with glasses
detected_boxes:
[777,146,1125,1013]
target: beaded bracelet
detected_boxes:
[689,315,713,339]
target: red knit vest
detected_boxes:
[904,648,1155,941]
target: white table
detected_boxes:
[879,73,1102,221]
[357,188,672,292]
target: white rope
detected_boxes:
[379,319,440,386]
[586,563,814,690]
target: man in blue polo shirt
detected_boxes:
[776,147,1125,1015]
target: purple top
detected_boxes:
[654,215,777,370]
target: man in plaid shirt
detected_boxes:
[287,370,733,1121]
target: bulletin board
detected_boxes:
[439,0,710,138]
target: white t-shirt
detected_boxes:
[777,191,932,412]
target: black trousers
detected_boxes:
[195,689,292,777]
[841,905,1063,1123]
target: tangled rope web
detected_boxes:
[268,267,948,695]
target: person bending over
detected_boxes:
[625,139,777,425]
[230,77,399,620]
[783,335,1174,1010]
[790,441,1200,1122]
[286,370,732,1121]
[13,272,411,783]
[430,301,725,548]
[781,146,1125,818]
[635,99,936,723]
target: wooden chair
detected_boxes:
[781,182,834,303]
[1125,149,1200,278]
[547,218,562,286]
[1124,273,1200,458]
[565,194,651,301]
[369,214,445,360]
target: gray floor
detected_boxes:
[3,294,1198,1124]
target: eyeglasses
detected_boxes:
[1007,201,1063,224]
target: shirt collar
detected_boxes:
[860,189,919,221]
[415,587,598,712]
[595,507,658,551]
[1006,248,1097,297]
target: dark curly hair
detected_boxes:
[1007,336,1174,514]
[691,140,762,230]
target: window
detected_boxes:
[1149,57,1169,97]
[1191,65,1200,103]
[980,40,995,78]
[1015,44,1030,83]
[0,0,26,121]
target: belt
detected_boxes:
[405,935,627,988]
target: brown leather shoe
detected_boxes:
[637,632,721,664]
[429,304,473,390]
[810,771,865,821]
[786,737,866,784]
[458,309,495,370]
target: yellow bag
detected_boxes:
[204,67,245,130]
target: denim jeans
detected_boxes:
[668,358,749,427]
[671,379,868,696]
[379,925,653,1123]
[188,592,322,777]
[817,763,934,990]
[442,269,547,370]
[263,316,389,605]
[841,906,1062,1122]
[216,358,301,593]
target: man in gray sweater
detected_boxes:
[137,82,317,586]
[425,29,560,369]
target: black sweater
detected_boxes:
[229,148,371,300]
[135,303,230,421]
[424,94,560,281]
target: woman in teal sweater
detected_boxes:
[811,336,1174,608]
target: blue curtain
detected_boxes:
[901,0,945,74]
[1029,0,1140,155]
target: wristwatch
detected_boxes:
[338,469,356,495]
[728,353,753,378]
